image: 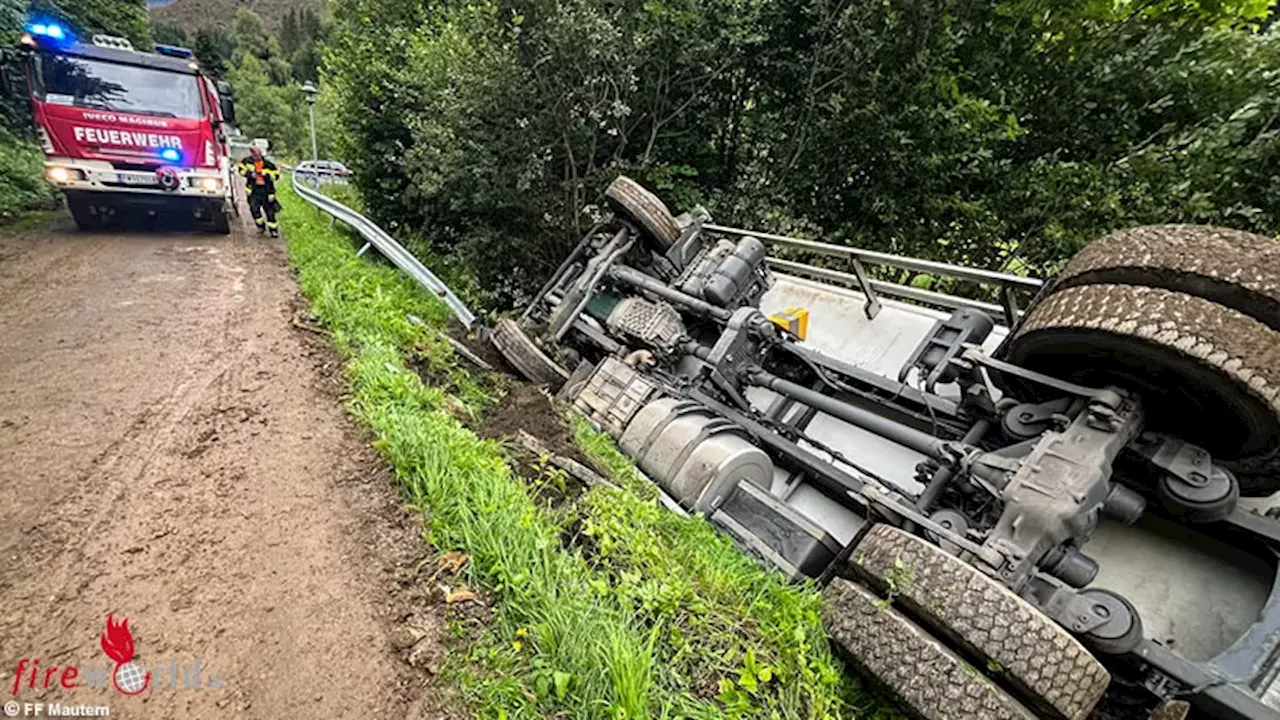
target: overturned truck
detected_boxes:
[491,176,1280,720]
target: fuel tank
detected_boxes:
[619,397,773,513]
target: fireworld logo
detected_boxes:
[11,616,224,697]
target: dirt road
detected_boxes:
[0,215,440,717]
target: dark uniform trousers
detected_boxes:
[237,156,281,235]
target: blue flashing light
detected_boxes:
[154,44,194,59]
[25,20,71,45]
[159,148,182,163]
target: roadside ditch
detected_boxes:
[278,181,898,720]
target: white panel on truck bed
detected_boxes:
[759,273,1008,379]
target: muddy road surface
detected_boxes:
[0,215,442,718]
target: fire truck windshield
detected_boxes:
[32,52,204,120]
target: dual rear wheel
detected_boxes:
[1005,225,1280,494]
[825,524,1111,720]
[829,225,1279,719]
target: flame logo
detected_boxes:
[100,615,151,695]
[100,616,136,664]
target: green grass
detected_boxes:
[278,180,899,720]
[0,207,63,234]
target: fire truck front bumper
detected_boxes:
[44,158,226,199]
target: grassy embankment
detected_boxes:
[277,180,899,720]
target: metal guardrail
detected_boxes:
[704,223,1043,325]
[290,170,478,329]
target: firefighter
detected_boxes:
[238,147,281,237]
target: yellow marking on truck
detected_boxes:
[769,306,809,340]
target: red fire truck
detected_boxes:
[17,23,237,233]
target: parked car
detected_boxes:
[295,160,350,180]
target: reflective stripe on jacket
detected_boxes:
[238,156,279,193]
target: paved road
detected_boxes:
[0,214,439,718]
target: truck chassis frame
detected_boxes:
[493,178,1280,720]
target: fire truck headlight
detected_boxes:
[46,167,80,183]
[159,148,182,163]
[199,177,222,193]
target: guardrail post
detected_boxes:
[356,242,372,257]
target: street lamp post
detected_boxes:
[301,81,318,162]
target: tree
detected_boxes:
[325,0,1280,310]
[226,52,308,158]
[279,8,301,57]
[193,26,235,77]
[232,7,270,61]
[2,0,30,129]
[325,0,776,306]
[27,0,150,48]
[152,20,188,48]
[289,43,321,82]
[218,6,331,157]
[749,0,1280,276]
[279,7,327,82]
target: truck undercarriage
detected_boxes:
[490,177,1280,719]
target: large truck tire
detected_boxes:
[66,194,96,231]
[1046,225,1280,332]
[1007,284,1280,494]
[845,524,1109,720]
[823,577,1038,720]
[604,176,681,249]
[490,318,569,390]
[211,201,231,235]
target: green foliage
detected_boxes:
[325,0,1280,309]
[742,0,1280,277]
[571,415,655,499]
[325,0,778,307]
[225,52,309,156]
[232,7,271,54]
[151,20,188,47]
[280,179,893,719]
[193,25,235,77]
[279,6,325,82]
[0,128,55,219]
[0,0,19,34]
[2,0,30,129]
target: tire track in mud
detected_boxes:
[0,214,453,719]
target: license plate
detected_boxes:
[117,173,158,187]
